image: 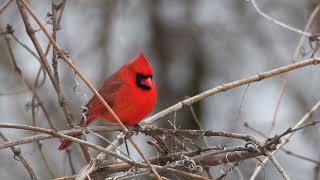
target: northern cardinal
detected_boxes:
[58,53,158,150]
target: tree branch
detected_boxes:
[144,58,320,125]
[0,132,39,180]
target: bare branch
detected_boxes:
[0,0,13,14]
[0,125,122,149]
[76,135,126,180]
[268,3,320,136]
[0,123,143,165]
[250,0,312,37]
[250,99,320,179]
[265,152,290,180]
[15,0,92,162]
[144,58,320,125]
[0,132,39,180]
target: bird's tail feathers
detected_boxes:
[58,117,89,150]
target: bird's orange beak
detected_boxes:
[141,77,152,87]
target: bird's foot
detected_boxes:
[123,124,141,137]
[133,124,142,135]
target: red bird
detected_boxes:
[59,53,158,150]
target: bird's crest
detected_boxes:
[129,53,154,76]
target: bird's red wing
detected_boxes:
[84,73,123,126]
[60,73,123,150]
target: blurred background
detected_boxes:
[1,0,320,179]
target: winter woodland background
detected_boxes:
[1,0,320,179]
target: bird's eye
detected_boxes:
[136,73,152,90]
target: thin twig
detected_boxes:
[0,123,142,165]
[48,2,77,173]
[267,3,320,136]
[292,4,320,63]
[0,0,13,14]
[267,80,286,135]
[16,0,77,128]
[0,132,39,180]
[281,148,320,165]
[250,0,312,37]
[37,142,55,178]
[76,135,127,180]
[11,32,47,88]
[236,84,250,122]
[51,1,62,93]
[245,122,320,165]
[0,125,122,149]
[15,0,93,163]
[265,152,290,180]
[250,3,320,178]
[250,100,320,179]
[0,23,58,177]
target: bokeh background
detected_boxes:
[1,0,320,179]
